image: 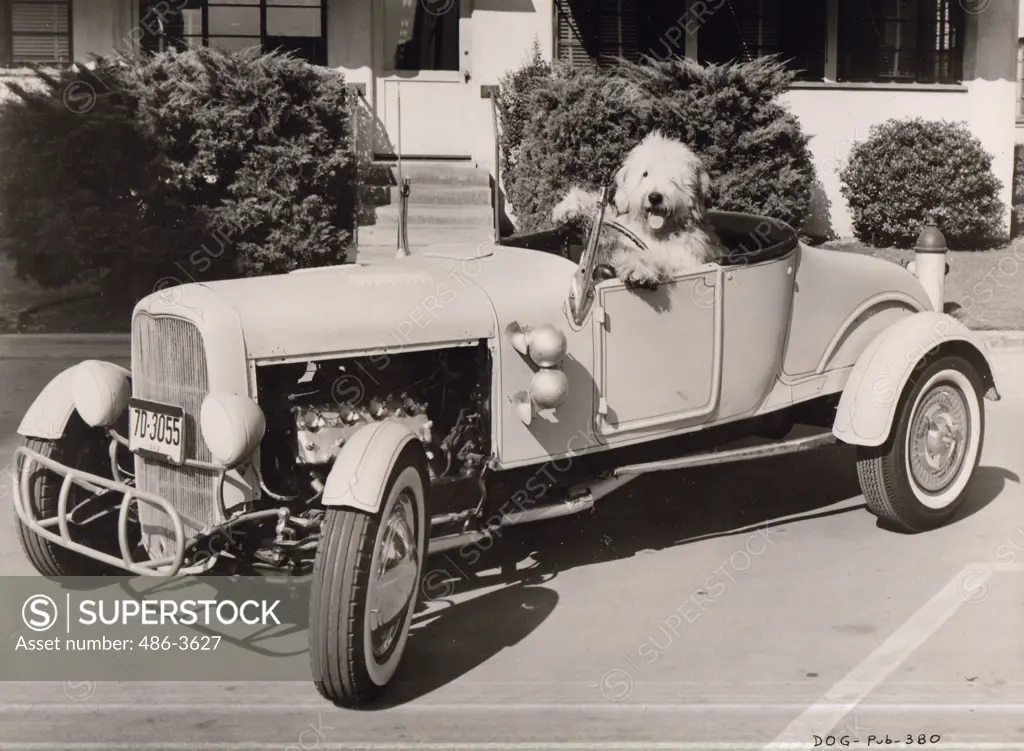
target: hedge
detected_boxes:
[0,46,356,295]
[839,118,1004,248]
[500,55,816,235]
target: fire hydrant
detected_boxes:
[906,216,948,313]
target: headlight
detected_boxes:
[72,361,130,428]
[527,325,568,368]
[199,391,266,468]
[530,369,569,409]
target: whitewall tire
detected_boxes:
[309,443,427,706]
[856,355,984,533]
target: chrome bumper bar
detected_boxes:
[11,446,212,577]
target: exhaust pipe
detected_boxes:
[428,493,595,555]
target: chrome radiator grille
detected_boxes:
[132,313,221,554]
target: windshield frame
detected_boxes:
[568,187,610,326]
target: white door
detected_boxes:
[373,0,471,158]
[595,268,725,439]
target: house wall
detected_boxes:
[72,0,135,60]
[328,0,552,164]
[1016,0,1024,144]
[2,0,1013,240]
[784,1,1019,239]
[0,0,135,103]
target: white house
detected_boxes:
[0,0,1020,239]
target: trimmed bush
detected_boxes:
[496,39,551,185]
[503,55,816,234]
[839,118,1004,248]
[0,46,355,295]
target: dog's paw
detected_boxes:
[552,193,583,225]
[621,268,660,290]
[551,200,573,225]
[625,276,659,291]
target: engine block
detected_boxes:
[292,394,432,465]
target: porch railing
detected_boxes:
[347,82,367,252]
[481,84,501,243]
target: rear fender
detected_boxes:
[322,420,424,514]
[17,362,131,440]
[832,312,997,447]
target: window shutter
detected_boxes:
[10,0,70,63]
[556,0,640,67]
[597,0,639,65]
[0,2,11,64]
[555,0,595,67]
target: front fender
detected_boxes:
[17,362,131,440]
[322,420,423,513]
[832,312,997,447]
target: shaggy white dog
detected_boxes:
[552,131,725,287]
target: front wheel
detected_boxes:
[309,444,427,706]
[15,414,128,576]
[856,355,985,533]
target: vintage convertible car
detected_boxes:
[11,193,999,706]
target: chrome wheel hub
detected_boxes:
[908,384,969,493]
[368,491,418,661]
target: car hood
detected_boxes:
[133,246,503,361]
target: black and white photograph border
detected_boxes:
[1,0,1024,748]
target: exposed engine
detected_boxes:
[256,345,490,504]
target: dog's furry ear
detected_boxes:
[612,164,631,213]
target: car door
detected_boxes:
[593,265,725,439]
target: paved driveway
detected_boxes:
[0,338,1022,749]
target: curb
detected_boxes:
[980,330,1024,352]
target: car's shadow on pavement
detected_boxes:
[875,464,1018,534]
[383,443,863,703]
[430,443,865,593]
[373,582,559,708]
[379,448,1016,705]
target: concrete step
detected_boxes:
[372,204,494,227]
[360,184,492,208]
[364,160,491,187]
[393,184,492,206]
[356,223,494,250]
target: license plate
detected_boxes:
[128,398,185,465]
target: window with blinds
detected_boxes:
[1,0,72,64]
[698,0,826,81]
[837,0,964,84]
[555,0,641,68]
[139,0,327,65]
[557,0,825,79]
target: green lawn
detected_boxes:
[3,242,1024,334]
[0,254,123,333]
[824,240,1024,330]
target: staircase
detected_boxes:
[356,161,496,260]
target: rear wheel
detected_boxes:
[309,444,426,706]
[856,355,984,533]
[15,414,127,576]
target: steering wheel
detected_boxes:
[593,219,649,281]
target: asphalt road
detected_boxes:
[1,336,1023,750]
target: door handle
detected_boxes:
[463,70,471,83]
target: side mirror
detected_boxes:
[593,264,616,282]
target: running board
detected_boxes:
[427,431,837,556]
[612,431,838,476]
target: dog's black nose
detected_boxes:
[648,192,663,206]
